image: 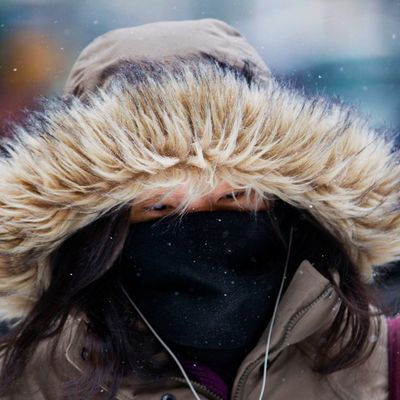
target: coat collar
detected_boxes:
[229,259,338,398]
[63,259,339,399]
[240,258,337,363]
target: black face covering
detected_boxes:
[119,210,291,379]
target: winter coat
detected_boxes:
[4,260,389,399]
[0,18,398,399]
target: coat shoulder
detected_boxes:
[324,314,389,400]
[0,316,82,399]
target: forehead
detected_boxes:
[133,181,236,203]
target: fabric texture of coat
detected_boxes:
[0,18,399,399]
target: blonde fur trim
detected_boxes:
[0,59,399,320]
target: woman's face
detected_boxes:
[130,181,271,223]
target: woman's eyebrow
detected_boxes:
[135,193,177,206]
[135,197,162,206]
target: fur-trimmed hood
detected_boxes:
[0,19,399,322]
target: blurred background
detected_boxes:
[1,0,399,133]
[0,0,399,318]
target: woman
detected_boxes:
[0,19,398,400]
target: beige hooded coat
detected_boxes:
[0,18,398,400]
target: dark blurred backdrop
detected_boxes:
[1,0,399,132]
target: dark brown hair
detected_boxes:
[277,200,383,374]
[0,204,178,399]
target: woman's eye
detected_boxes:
[144,204,169,212]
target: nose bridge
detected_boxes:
[187,193,215,211]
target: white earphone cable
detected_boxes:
[121,284,202,400]
[258,226,293,400]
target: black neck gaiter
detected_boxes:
[119,210,292,383]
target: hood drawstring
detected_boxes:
[121,226,294,400]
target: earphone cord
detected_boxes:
[121,284,203,400]
[258,225,293,400]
